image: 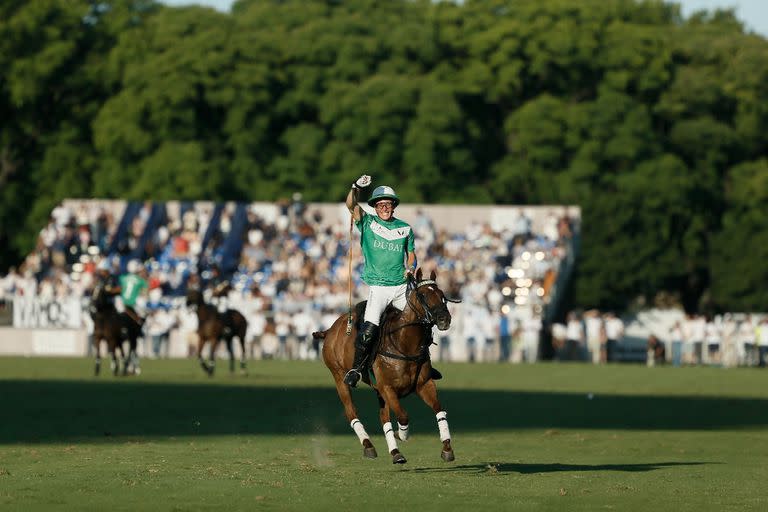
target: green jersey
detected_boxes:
[119,274,147,307]
[356,212,415,286]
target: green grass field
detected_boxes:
[1,358,767,511]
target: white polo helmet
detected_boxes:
[367,185,400,207]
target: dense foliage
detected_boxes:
[2,0,767,312]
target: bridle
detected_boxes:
[405,278,446,327]
[383,276,460,335]
[376,276,460,393]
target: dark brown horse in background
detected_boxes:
[90,283,142,376]
[186,289,248,376]
[315,269,460,464]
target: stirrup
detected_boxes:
[343,369,362,387]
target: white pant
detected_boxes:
[364,284,407,326]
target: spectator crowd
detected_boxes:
[23,198,768,367]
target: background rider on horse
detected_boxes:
[117,259,148,328]
[343,174,441,387]
[205,264,232,313]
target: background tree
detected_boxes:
[1,0,767,314]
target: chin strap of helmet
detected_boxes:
[346,212,354,336]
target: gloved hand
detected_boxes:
[352,174,372,190]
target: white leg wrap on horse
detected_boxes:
[436,411,451,442]
[397,422,410,442]
[350,419,369,445]
[383,422,399,453]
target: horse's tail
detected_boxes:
[312,330,326,340]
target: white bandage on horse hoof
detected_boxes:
[350,419,370,445]
[397,422,410,442]
[436,411,451,442]
[383,422,399,453]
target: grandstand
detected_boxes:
[0,199,580,361]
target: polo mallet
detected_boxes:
[346,212,354,336]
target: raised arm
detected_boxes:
[346,187,363,223]
[347,173,371,222]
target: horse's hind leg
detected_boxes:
[130,336,141,376]
[239,336,248,375]
[416,379,455,462]
[94,338,101,376]
[377,386,408,464]
[332,376,377,459]
[110,343,119,376]
[122,341,132,376]
[207,340,218,376]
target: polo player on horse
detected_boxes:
[343,174,441,387]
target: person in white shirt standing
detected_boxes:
[757,318,768,368]
[705,316,722,366]
[669,321,684,367]
[738,315,756,366]
[584,309,605,364]
[565,312,585,361]
[604,312,624,363]
[522,313,542,363]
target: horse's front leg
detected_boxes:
[239,336,248,375]
[225,337,235,373]
[110,342,119,376]
[332,375,377,459]
[416,379,455,462]
[378,386,408,464]
[196,334,210,375]
[207,339,218,376]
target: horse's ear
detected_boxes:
[416,268,423,281]
[430,270,436,281]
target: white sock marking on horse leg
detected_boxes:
[436,411,451,442]
[350,419,369,445]
[397,422,410,441]
[383,422,399,453]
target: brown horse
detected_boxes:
[90,283,142,376]
[315,268,460,464]
[186,289,248,376]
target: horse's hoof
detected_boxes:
[363,446,377,459]
[392,452,407,464]
[441,450,455,462]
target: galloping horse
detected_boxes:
[315,269,460,464]
[90,283,142,376]
[186,289,248,376]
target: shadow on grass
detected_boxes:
[2,379,768,443]
[408,461,714,474]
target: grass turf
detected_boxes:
[1,357,767,511]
